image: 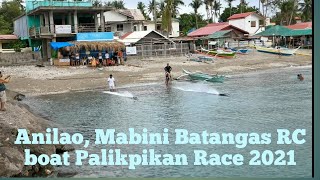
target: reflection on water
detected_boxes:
[25,67,312,178]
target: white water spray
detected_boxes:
[172,82,220,95]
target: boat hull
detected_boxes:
[255,46,299,56]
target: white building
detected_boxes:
[227,12,265,35]
[102,9,180,38]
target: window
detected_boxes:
[251,21,256,27]
[117,24,123,31]
[143,26,147,31]
[106,26,111,32]
[156,24,161,31]
[133,25,137,31]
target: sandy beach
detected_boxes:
[1,49,312,96]
[0,49,312,177]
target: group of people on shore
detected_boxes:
[69,50,126,67]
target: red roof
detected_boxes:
[120,32,133,39]
[228,12,254,20]
[286,22,312,29]
[0,35,18,40]
[188,22,229,37]
[187,22,248,37]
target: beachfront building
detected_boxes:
[286,22,312,49]
[102,9,145,37]
[0,35,19,53]
[227,12,265,36]
[118,30,189,57]
[102,10,180,38]
[13,0,113,61]
[187,22,249,48]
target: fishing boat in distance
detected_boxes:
[198,47,236,58]
[176,69,225,83]
[255,46,300,56]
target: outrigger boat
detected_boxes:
[230,48,249,54]
[200,47,236,58]
[177,69,225,83]
[255,46,300,56]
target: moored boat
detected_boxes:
[255,46,300,56]
[179,69,225,83]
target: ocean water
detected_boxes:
[24,66,312,178]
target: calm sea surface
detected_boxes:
[24,66,312,178]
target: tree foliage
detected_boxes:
[0,0,24,34]
[219,3,258,22]
[105,0,126,9]
[178,13,207,36]
[137,1,150,20]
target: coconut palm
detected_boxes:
[148,0,158,29]
[172,0,184,18]
[212,0,221,22]
[162,0,174,37]
[203,0,211,20]
[299,0,312,22]
[225,0,235,17]
[239,0,246,13]
[189,0,203,28]
[137,2,149,20]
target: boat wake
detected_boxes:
[102,91,137,99]
[172,82,221,95]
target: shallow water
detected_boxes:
[25,66,312,178]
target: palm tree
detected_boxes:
[106,0,126,9]
[190,0,203,28]
[172,0,184,18]
[225,0,235,17]
[239,0,245,13]
[148,0,158,30]
[159,1,165,17]
[203,0,211,20]
[137,2,149,20]
[299,0,312,22]
[162,0,174,37]
[212,0,221,22]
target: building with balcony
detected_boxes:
[14,0,112,60]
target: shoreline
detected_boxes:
[0,51,312,177]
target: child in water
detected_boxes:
[297,74,304,81]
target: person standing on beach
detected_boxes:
[0,71,11,111]
[107,74,116,92]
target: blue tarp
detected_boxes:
[76,32,114,41]
[50,42,74,50]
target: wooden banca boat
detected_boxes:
[230,48,249,54]
[255,46,301,56]
[177,69,225,83]
[200,47,236,58]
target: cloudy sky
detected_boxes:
[121,0,261,17]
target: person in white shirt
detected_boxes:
[107,74,116,91]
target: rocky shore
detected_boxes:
[0,90,75,177]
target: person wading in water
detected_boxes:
[164,63,172,86]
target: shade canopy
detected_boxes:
[50,42,74,50]
[205,30,232,39]
[256,25,292,36]
[284,29,312,36]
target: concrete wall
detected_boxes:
[229,14,262,35]
[104,11,128,22]
[0,52,41,66]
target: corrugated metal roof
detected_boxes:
[119,30,174,44]
[284,29,312,36]
[206,30,233,39]
[0,35,18,40]
[118,9,145,21]
[228,12,254,20]
[187,22,229,37]
[256,25,292,36]
[286,22,312,29]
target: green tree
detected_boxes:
[224,0,235,17]
[148,0,158,29]
[203,0,211,20]
[212,0,221,22]
[137,1,149,20]
[172,0,184,18]
[189,0,203,28]
[105,0,126,9]
[162,0,173,37]
[178,13,207,35]
[0,0,24,34]
[219,4,258,22]
[299,0,312,22]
